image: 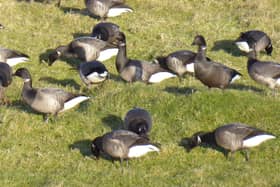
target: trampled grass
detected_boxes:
[0,0,280,186]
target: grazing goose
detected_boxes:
[235,30,273,55]
[0,47,29,67]
[247,47,280,90]
[85,0,133,20]
[156,50,212,77]
[186,123,276,161]
[0,62,12,104]
[116,32,176,83]
[91,130,159,165]
[91,22,121,45]
[192,35,242,89]
[13,68,90,122]
[124,107,152,136]
[47,37,118,65]
[79,60,109,86]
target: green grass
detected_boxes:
[0,0,280,186]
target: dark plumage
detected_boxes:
[79,61,109,86]
[247,48,280,89]
[192,35,242,89]
[91,22,121,45]
[85,0,133,20]
[235,30,273,55]
[0,62,12,104]
[47,37,118,65]
[116,32,176,83]
[13,68,90,122]
[91,130,159,165]
[124,107,152,136]
[186,123,275,161]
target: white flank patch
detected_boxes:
[243,135,275,148]
[6,57,29,67]
[185,63,195,73]
[107,7,133,17]
[128,145,160,158]
[97,48,119,61]
[148,72,176,83]
[60,96,90,113]
[230,74,241,83]
[276,78,280,85]
[86,72,99,80]
[235,41,250,52]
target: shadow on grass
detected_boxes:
[211,40,242,57]
[39,76,81,90]
[179,137,227,157]
[164,86,197,96]
[73,32,91,38]
[69,139,93,157]
[102,114,123,131]
[228,83,264,93]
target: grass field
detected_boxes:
[0,0,280,186]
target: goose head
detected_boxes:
[91,136,103,159]
[191,35,207,48]
[13,68,32,81]
[186,131,205,151]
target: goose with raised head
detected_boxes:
[192,35,242,89]
[79,60,109,86]
[0,62,12,104]
[124,107,152,136]
[47,37,118,65]
[0,47,29,67]
[13,68,90,122]
[235,30,272,55]
[85,0,133,20]
[91,22,121,45]
[91,130,159,165]
[247,47,280,90]
[186,123,276,161]
[116,32,176,83]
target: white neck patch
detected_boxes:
[24,78,31,83]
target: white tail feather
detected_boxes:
[230,74,241,83]
[128,145,160,158]
[97,48,118,61]
[235,41,250,53]
[148,72,176,83]
[243,135,275,148]
[185,63,195,73]
[60,96,90,113]
[107,7,133,17]
[6,57,29,67]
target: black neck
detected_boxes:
[247,50,257,67]
[196,45,207,62]
[116,43,128,72]
[199,132,217,146]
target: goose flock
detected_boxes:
[0,1,277,168]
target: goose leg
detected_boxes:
[243,149,250,161]
[225,151,235,161]
[43,114,50,123]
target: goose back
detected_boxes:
[124,107,152,135]
[247,50,280,89]
[91,22,121,45]
[235,30,272,54]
